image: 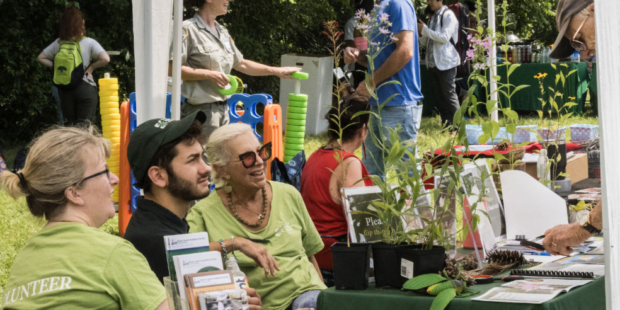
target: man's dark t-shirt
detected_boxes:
[124,196,189,283]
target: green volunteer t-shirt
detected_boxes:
[187,181,326,310]
[1,223,166,310]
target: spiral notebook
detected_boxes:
[511,269,595,278]
[511,260,604,279]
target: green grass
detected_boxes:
[0,115,599,295]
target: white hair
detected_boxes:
[205,123,253,187]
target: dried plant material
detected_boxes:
[461,253,479,271]
[481,262,518,275]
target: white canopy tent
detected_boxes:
[132,1,617,307]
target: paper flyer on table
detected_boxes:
[473,279,592,304]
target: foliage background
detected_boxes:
[0,0,557,149]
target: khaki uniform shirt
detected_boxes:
[172,14,244,104]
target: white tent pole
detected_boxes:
[170,0,183,120]
[132,0,172,124]
[487,0,498,122]
[595,0,620,308]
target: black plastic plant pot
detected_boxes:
[395,245,446,287]
[331,242,371,290]
[545,140,567,180]
[371,243,419,288]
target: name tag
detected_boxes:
[223,39,232,52]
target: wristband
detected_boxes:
[219,238,228,261]
[231,236,238,261]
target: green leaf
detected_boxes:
[506,123,516,135]
[403,274,447,290]
[485,100,497,114]
[507,64,520,77]
[430,287,457,310]
[491,122,500,141]
[502,109,519,121]
[493,152,506,163]
[510,84,530,97]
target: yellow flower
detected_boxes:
[542,73,548,78]
[568,96,576,100]
[534,73,542,79]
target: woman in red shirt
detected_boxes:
[300,94,374,285]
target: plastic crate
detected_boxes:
[466,125,483,145]
[538,126,566,142]
[514,125,537,145]
[570,124,599,143]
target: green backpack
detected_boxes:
[53,40,84,89]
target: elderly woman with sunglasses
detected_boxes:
[187,123,326,310]
[0,125,167,310]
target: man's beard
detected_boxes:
[166,166,210,201]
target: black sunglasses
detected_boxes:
[236,142,272,168]
[76,167,110,185]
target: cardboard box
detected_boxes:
[525,153,588,184]
[525,162,537,179]
[566,153,588,184]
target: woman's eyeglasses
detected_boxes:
[570,15,589,52]
[76,167,110,185]
[236,142,272,168]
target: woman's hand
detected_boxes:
[244,287,262,310]
[205,70,230,88]
[273,66,302,79]
[236,237,280,278]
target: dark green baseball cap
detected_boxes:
[127,111,207,187]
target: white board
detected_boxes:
[500,170,568,239]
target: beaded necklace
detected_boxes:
[227,187,268,228]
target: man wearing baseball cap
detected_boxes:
[543,0,602,256]
[124,112,275,309]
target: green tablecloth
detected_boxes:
[420,63,590,116]
[317,276,605,310]
[494,62,589,115]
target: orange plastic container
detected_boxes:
[118,101,132,237]
[263,104,283,180]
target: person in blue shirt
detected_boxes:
[344,0,423,177]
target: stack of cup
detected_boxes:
[98,74,121,202]
[283,72,309,163]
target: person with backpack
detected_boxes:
[37,4,110,126]
[418,0,461,131]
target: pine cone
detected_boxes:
[486,250,527,267]
[461,253,479,271]
[495,141,510,151]
[443,257,459,279]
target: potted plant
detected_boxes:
[321,20,374,290]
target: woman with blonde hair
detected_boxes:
[0,125,167,310]
[188,123,326,310]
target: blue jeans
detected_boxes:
[362,104,423,177]
[291,290,321,309]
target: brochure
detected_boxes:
[164,232,210,280]
[174,251,224,301]
[473,279,592,304]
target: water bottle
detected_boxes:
[571,51,580,62]
[226,257,250,290]
[537,149,550,182]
